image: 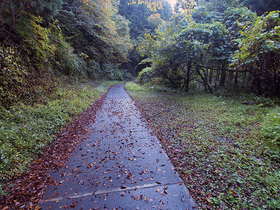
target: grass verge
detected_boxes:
[0,80,121,194]
[126,82,280,209]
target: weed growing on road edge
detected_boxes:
[126,82,280,209]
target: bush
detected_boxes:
[125,82,147,92]
[261,107,280,145]
[113,69,134,81]
[138,67,155,83]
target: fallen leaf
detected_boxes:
[103,169,111,174]
[70,201,78,208]
[53,192,59,197]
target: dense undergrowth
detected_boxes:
[0,81,120,194]
[126,82,280,209]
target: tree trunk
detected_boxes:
[184,60,191,92]
[215,68,220,89]
[209,69,213,85]
[242,71,246,86]
[197,65,213,94]
[9,0,15,30]
[234,68,238,86]
[219,61,226,87]
[273,66,278,96]
[252,72,262,95]
[205,68,208,88]
[0,0,9,32]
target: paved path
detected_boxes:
[40,84,197,209]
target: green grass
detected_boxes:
[126,81,177,93]
[126,82,280,209]
[0,81,120,184]
[261,107,280,145]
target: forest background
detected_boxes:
[1,0,280,106]
[0,0,280,208]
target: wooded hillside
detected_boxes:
[1,0,279,106]
[1,0,133,107]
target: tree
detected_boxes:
[240,0,280,15]
[55,0,133,79]
[118,0,172,76]
[0,0,135,107]
[136,0,263,92]
[119,0,172,39]
[0,0,64,40]
[231,11,280,96]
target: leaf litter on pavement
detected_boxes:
[2,83,279,209]
[1,84,197,209]
[0,95,106,209]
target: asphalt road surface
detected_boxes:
[39,84,197,209]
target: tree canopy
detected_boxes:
[136,0,280,97]
[0,0,280,107]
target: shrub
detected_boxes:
[138,67,155,83]
[261,107,280,145]
[125,82,147,92]
[113,70,124,81]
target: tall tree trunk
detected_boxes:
[9,0,15,30]
[184,60,191,92]
[209,69,213,84]
[219,61,226,87]
[252,72,262,95]
[197,65,213,94]
[242,71,246,86]
[273,66,278,96]
[205,68,208,87]
[1,0,26,38]
[0,0,9,32]
[234,68,238,86]
[215,68,220,89]
[247,70,252,88]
